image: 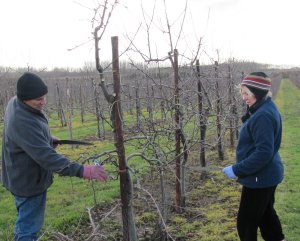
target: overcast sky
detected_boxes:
[0,0,299,70]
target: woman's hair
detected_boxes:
[239,84,254,96]
[239,84,272,100]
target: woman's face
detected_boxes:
[240,86,256,107]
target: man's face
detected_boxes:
[23,95,47,111]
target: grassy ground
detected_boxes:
[0,110,149,240]
[273,79,300,241]
[0,79,300,240]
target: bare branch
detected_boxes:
[174,0,188,50]
[87,206,97,231]
[140,0,157,59]
[137,185,175,241]
[163,0,173,53]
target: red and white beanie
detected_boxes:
[241,72,271,91]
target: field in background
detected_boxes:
[273,79,300,241]
[0,79,299,240]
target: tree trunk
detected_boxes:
[227,64,236,148]
[56,83,67,127]
[92,79,102,139]
[214,61,224,161]
[66,81,73,143]
[196,60,207,167]
[173,49,182,211]
[135,85,141,130]
[111,36,137,241]
[79,84,85,124]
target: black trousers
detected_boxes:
[237,185,285,241]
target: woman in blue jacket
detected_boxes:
[223,72,285,241]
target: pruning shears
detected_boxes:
[53,139,93,146]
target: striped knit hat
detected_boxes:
[241,72,271,91]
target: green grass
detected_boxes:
[49,111,109,139]
[0,110,148,240]
[273,79,300,241]
[173,79,300,241]
[1,79,300,240]
[0,139,121,240]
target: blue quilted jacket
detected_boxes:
[232,97,284,188]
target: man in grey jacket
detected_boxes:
[1,72,108,241]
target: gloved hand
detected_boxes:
[83,165,108,181]
[222,165,237,179]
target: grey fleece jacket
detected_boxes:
[1,96,83,197]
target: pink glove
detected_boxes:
[83,165,108,181]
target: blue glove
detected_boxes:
[223,165,237,179]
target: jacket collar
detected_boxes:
[249,96,270,115]
[241,96,271,123]
[17,97,45,117]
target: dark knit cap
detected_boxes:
[17,72,48,100]
[242,72,271,91]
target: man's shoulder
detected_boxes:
[6,97,41,127]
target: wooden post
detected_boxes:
[174,49,182,211]
[196,60,206,167]
[111,36,137,241]
[214,61,224,161]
